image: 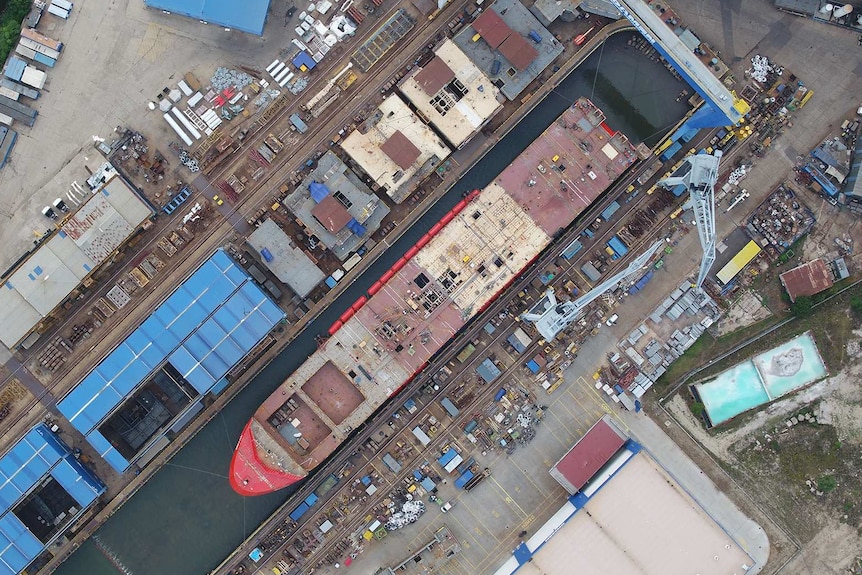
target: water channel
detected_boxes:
[55,31,689,575]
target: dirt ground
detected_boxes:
[667,318,862,574]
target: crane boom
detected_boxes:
[521,239,664,341]
[657,151,722,288]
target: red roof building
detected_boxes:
[311,195,353,233]
[414,56,455,94]
[472,9,510,49]
[779,258,834,302]
[380,130,421,170]
[498,34,538,71]
[549,416,627,494]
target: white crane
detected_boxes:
[521,239,664,342]
[657,151,722,288]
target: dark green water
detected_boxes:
[55,31,688,575]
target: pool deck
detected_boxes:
[694,331,828,427]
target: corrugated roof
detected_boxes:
[380,130,421,170]
[312,194,353,233]
[498,34,538,71]
[414,56,454,94]
[779,258,834,302]
[550,417,626,494]
[57,249,285,473]
[0,425,104,575]
[472,9,511,49]
[143,0,271,35]
[716,240,761,285]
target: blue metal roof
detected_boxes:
[3,58,25,82]
[0,425,104,575]
[57,250,285,473]
[144,0,271,35]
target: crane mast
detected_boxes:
[657,151,722,288]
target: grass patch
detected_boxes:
[0,0,31,64]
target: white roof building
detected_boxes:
[399,39,502,149]
[341,94,451,204]
[0,175,154,348]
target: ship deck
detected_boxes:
[238,98,637,492]
[495,99,637,236]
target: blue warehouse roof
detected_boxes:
[57,249,285,473]
[0,425,105,575]
[144,0,271,36]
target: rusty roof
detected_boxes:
[472,9,510,49]
[311,195,353,233]
[550,417,627,494]
[779,258,834,302]
[498,33,538,71]
[380,130,421,170]
[414,56,455,95]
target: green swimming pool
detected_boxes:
[693,332,828,426]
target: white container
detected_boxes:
[47,4,69,18]
[51,0,73,11]
[21,67,46,90]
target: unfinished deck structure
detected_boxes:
[231,98,637,495]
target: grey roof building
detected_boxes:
[452,0,564,101]
[247,219,326,298]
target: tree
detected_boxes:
[817,474,837,493]
[851,296,862,317]
[790,295,813,317]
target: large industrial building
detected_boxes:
[0,173,155,349]
[341,94,451,204]
[57,249,285,474]
[398,39,503,149]
[283,151,390,260]
[452,0,564,101]
[144,0,271,36]
[0,424,105,575]
[494,417,754,575]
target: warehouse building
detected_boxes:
[398,39,502,149]
[144,0,271,36]
[57,250,285,474]
[494,416,755,575]
[0,173,154,349]
[0,424,105,575]
[779,258,834,302]
[341,94,451,204]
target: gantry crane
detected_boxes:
[521,240,664,342]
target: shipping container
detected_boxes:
[47,5,69,19]
[20,29,63,52]
[15,44,37,60]
[33,52,56,68]
[0,113,12,126]
[51,0,73,11]
[580,262,601,282]
[289,113,308,133]
[440,397,459,418]
[599,200,621,221]
[660,140,682,162]
[606,236,629,259]
[183,72,201,92]
[561,238,583,260]
[1,78,38,99]
[21,67,46,89]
